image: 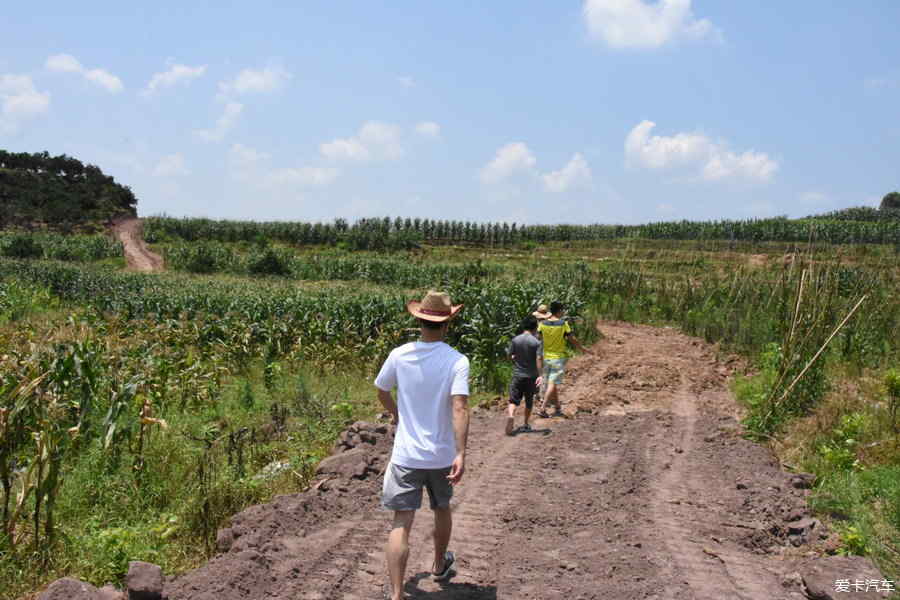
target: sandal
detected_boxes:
[433,550,455,581]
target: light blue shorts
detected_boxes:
[544,358,568,385]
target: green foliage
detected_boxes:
[837,525,871,556]
[810,465,900,571]
[0,280,56,322]
[1,232,899,594]
[164,243,507,287]
[180,242,231,274]
[0,150,137,228]
[79,516,178,585]
[247,247,292,276]
[885,368,900,434]
[144,214,900,246]
[816,205,900,223]
[817,413,869,473]
[1,235,42,259]
[0,232,122,262]
[881,191,900,211]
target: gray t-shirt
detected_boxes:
[507,332,542,379]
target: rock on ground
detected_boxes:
[799,555,893,599]
[38,577,102,600]
[126,561,163,600]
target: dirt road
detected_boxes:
[111,217,163,272]
[163,322,834,599]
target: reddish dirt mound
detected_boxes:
[65,321,884,599]
[111,217,163,272]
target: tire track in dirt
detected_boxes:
[648,381,777,599]
[331,416,524,598]
[111,217,163,272]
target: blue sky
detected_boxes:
[1,1,898,224]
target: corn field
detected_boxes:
[144,215,900,247]
[1,234,898,594]
[0,232,122,262]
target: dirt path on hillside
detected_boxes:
[111,217,163,272]
[162,323,844,600]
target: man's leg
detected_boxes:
[523,378,535,427]
[386,510,416,600]
[432,506,452,573]
[545,381,559,411]
[507,379,522,435]
[538,382,548,415]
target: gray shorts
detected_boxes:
[382,463,453,511]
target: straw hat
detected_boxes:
[532,304,551,320]
[407,290,463,323]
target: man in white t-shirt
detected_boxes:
[375,290,470,600]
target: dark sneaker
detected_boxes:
[433,550,455,581]
[520,424,533,432]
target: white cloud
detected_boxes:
[0,74,51,133]
[195,101,244,142]
[84,69,124,93]
[45,54,82,73]
[45,53,123,93]
[398,76,416,88]
[265,166,340,187]
[144,63,207,95]
[480,142,537,184]
[219,65,291,96]
[320,121,403,161]
[230,142,270,168]
[542,153,593,192]
[153,153,190,177]
[583,0,721,49]
[229,143,339,189]
[415,121,441,138]
[625,120,778,182]
[320,137,370,161]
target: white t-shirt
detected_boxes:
[374,341,470,469]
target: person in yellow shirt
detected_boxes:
[537,301,590,417]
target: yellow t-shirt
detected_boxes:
[538,319,571,360]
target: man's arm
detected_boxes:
[377,388,398,424]
[566,333,591,355]
[447,394,469,485]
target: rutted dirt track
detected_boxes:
[111,217,164,272]
[163,322,848,600]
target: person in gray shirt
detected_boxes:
[505,315,543,435]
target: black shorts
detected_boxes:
[509,376,538,409]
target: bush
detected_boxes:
[1,235,43,259]
[885,369,900,434]
[185,243,222,274]
[248,248,292,276]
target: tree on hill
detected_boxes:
[881,191,900,211]
[0,149,137,230]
